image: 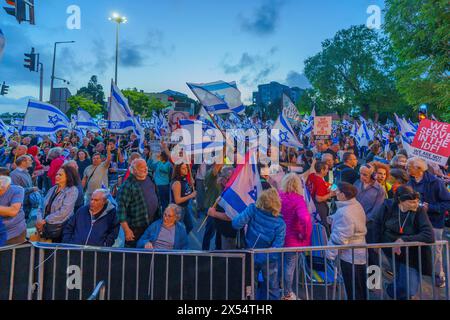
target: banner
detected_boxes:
[314,116,332,139]
[168,110,190,132]
[410,119,450,166]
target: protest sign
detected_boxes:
[314,116,332,139]
[411,119,450,166]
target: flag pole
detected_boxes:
[196,196,221,233]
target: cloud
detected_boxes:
[0,95,33,113]
[239,0,286,36]
[285,71,311,89]
[221,48,278,86]
[92,39,110,75]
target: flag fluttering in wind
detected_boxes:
[76,108,101,133]
[0,119,11,139]
[177,119,223,155]
[187,81,245,115]
[21,100,70,135]
[273,112,303,148]
[282,93,301,122]
[394,113,417,156]
[218,152,262,219]
[108,80,135,133]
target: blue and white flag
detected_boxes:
[282,93,301,122]
[21,100,70,135]
[187,81,245,115]
[395,114,417,156]
[108,80,135,133]
[132,116,146,154]
[218,152,262,219]
[273,112,303,148]
[356,116,374,147]
[301,178,320,223]
[303,107,315,136]
[0,119,11,139]
[77,108,101,133]
[177,119,223,155]
[0,29,5,61]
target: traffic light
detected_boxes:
[418,104,428,121]
[0,82,9,96]
[24,47,37,71]
[3,0,34,24]
[419,111,427,121]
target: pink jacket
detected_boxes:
[280,192,312,247]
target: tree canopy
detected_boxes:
[122,89,167,116]
[67,95,103,117]
[76,75,106,106]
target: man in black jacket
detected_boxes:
[335,152,359,184]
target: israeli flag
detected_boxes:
[301,178,320,223]
[187,81,245,115]
[218,152,262,219]
[21,100,70,135]
[282,93,301,122]
[178,119,223,155]
[303,107,315,136]
[0,119,11,139]
[394,114,417,156]
[108,81,136,133]
[0,29,5,61]
[356,116,374,147]
[132,116,146,153]
[273,112,303,148]
[77,108,101,133]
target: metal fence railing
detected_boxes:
[1,241,448,301]
[248,241,450,300]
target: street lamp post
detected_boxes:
[50,41,75,102]
[109,13,127,85]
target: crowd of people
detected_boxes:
[0,122,449,301]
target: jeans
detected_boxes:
[386,263,420,300]
[256,260,281,300]
[433,228,445,278]
[202,217,216,250]
[157,184,170,213]
[283,252,299,296]
[340,261,367,300]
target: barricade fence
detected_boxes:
[0,241,448,300]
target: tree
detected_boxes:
[304,25,406,118]
[76,75,106,106]
[67,95,103,117]
[122,89,166,116]
[384,0,449,113]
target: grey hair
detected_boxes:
[48,147,63,160]
[407,157,428,172]
[130,158,146,174]
[92,188,110,201]
[165,204,182,221]
[321,153,334,162]
[0,176,11,190]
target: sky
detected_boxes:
[0,0,385,113]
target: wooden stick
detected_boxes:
[196,197,221,233]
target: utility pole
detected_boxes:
[39,61,43,101]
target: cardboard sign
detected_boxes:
[411,119,450,166]
[168,111,190,132]
[314,116,332,138]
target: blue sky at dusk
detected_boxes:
[0,0,385,112]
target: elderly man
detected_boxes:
[137,204,188,250]
[407,157,450,288]
[117,159,159,248]
[11,155,39,219]
[321,153,335,184]
[79,137,94,156]
[62,189,119,247]
[0,176,26,245]
[82,145,112,203]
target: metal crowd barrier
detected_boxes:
[0,242,247,300]
[1,241,449,300]
[249,241,450,300]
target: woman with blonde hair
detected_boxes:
[232,188,286,300]
[279,173,312,300]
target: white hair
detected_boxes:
[92,188,110,201]
[130,158,146,174]
[165,204,182,221]
[0,176,12,190]
[407,157,428,172]
[321,153,334,162]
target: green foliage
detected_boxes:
[384,0,449,114]
[122,89,167,116]
[304,25,406,118]
[76,75,106,106]
[67,95,103,117]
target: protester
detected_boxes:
[47,147,66,186]
[372,185,435,300]
[62,189,119,247]
[75,149,91,180]
[0,175,26,245]
[147,151,172,213]
[279,173,312,300]
[117,159,159,248]
[389,168,410,195]
[232,188,286,300]
[64,161,85,213]
[137,204,188,250]
[390,154,407,170]
[82,146,112,203]
[373,162,392,198]
[171,163,196,235]
[36,165,79,243]
[10,155,39,219]
[407,157,450,288]
[335,152,359,184]
[327,182,367,300]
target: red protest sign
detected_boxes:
[411,119,450,166]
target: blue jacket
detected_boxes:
[137,219,188,250]
[0,217,6,247]
[354,180,386,222]
[62,201,119,247]
[408,171,450,229]
[232,204,286,250]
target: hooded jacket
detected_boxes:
[408,171,450,229]
[62,201,119,247]
[279,192,312,247]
